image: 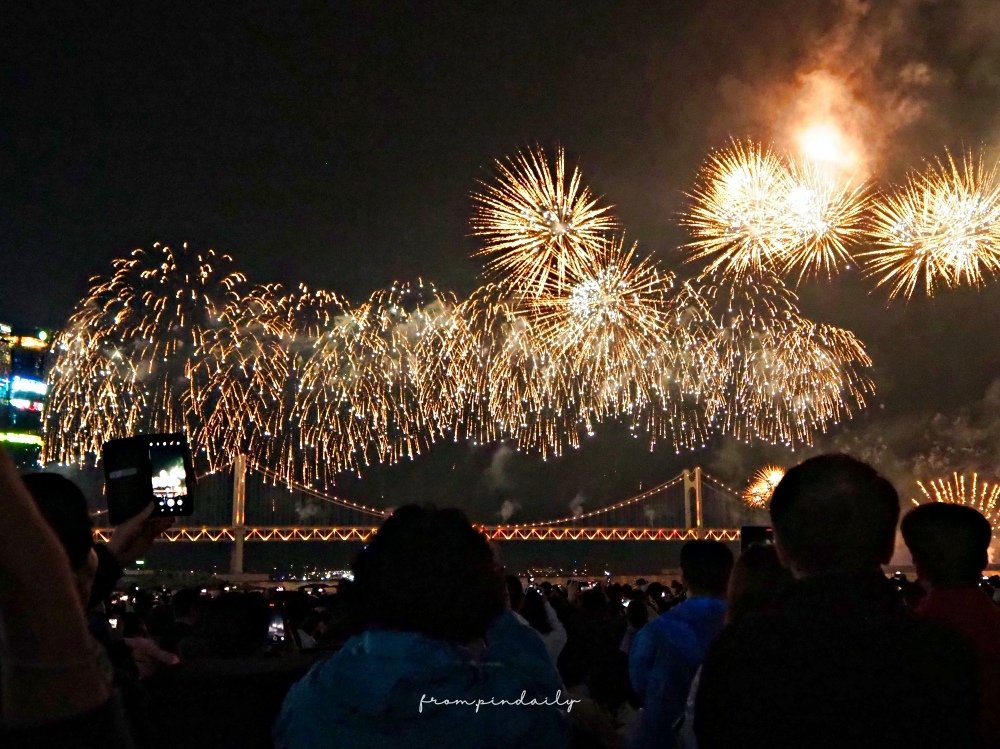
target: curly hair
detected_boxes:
[351,505,506,643]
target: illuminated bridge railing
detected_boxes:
[93,526,742,543]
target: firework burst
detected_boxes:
[697,272,874,447]
[43,243,250,466]
[683,141,794,279]
[863,151,1000,299]
[913,472,1000,525]
[780,162,869,282]
[743,465,785,509]
[471,145,616,296]
[295,280,459,483]
[683,141,868,282]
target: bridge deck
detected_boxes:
[92,526,743,543]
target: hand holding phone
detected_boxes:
[107,502,175,567]
[103,433,195,525]
[740,525,774,553]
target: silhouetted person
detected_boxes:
[274,505,569,748]
[521,587,567,665]
[20,474,163,743]
[146,592,315,749]
[695,454,980,749]
[628,540,733,749]
[902,502,1000,747]
[677,543,793,749]
[158,588,200,654]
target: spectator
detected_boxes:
[677,543,792,749]
[0,448,133,748]
[274,505,570,748]
[628,540,733,749]
[159,588,201,654]
[145,592,315,749]
[19,472,156,747]
[121,612,178,680]
[619,597,649,656]
[520,587,568,665]
[695,453,980,749]
[902,503,1000,747]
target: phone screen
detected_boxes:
[267,609,286,644]
[149,441,191,513]
[740,525,774,553]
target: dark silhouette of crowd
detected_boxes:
[1,448,998,748]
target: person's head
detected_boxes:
[352,505,505,644]
[520,588,553,635]
[901,503,992,587]
[505,574,525,611]
[769,454,899,576]
[679,540,734,597]
[626,597,649,630]
[171,587,201,622]
[122,610,147,638]
[726,543,794,624]
[21,472,97,603]
[194,593,270,658]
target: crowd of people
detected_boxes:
[1,448,998,748]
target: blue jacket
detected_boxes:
[274,613,570,749]
[628,596,727,749]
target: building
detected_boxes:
[0,323,51,467]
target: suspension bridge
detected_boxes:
[91,456,763,573]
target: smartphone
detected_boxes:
[103,433,196,524]
[741,525,774,552]
[267,608,286,645]
[266,604,301,651]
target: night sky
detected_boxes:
[3,2,1000,551]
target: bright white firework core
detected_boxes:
[569,271,626,325]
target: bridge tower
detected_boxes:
[682,466,703,529]
[229,454,247,575]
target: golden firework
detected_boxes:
[43,243,251,467]
[683,141,868,283]
[471,145,616,296]
[295,280,459,484]
[913,472,1000,525]
[743,465,785,509]
[780,161,869,282]
[683,141,793,279]
[696,272,874,448]
[863,151,1000,299]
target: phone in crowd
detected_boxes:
[108,616,121,633]
[740,525,774,553]
[267,607,287,645]
[265,604,301,651]
[103,433,196,525]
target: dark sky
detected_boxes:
[3,1,1000,532]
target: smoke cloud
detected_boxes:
[498,499,521,523]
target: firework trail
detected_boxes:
[258,285,349,487]
[913,472,999,525]
[295,280,459,484]
[44,243,248,466]
[863,151,1000,300]
[696,272,874,448]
